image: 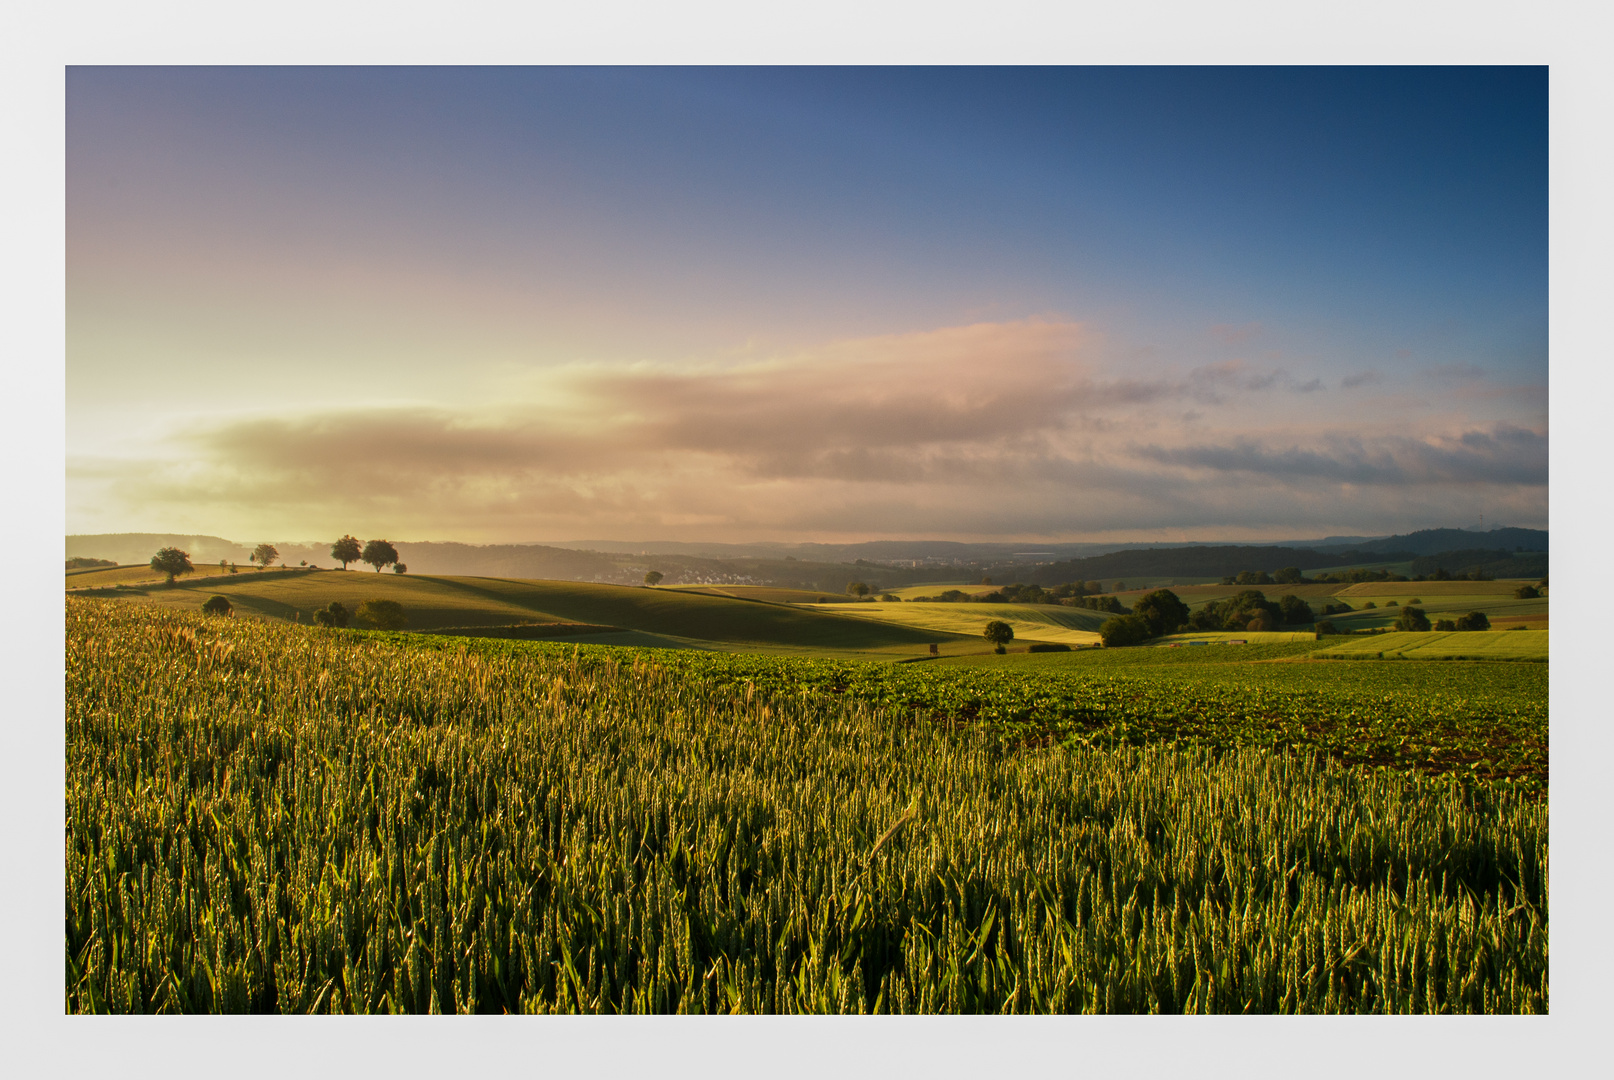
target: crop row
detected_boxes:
[396,631,1547,790]
[67,600,1546,1013]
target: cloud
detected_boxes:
[1130,425,1546,486]
[69,318,1549,540]
[1341,371,1380,388]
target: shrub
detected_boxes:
[354,600,408,631]
[1455,611,1491,632]
[1363,601,1377,609]
[1394,606,1431,632]
[1386,601,1399,608]
[393,564,408,575]
[1314,620,1338,637]
[993,645,1007,655]
[201,595,233,616]
[1434,619,1457,632]
[1513,585,1539,600]
[313,602,350,628]
[1026,643,1071,653]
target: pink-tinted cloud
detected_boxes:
[68,318,1548,541]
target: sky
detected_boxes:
[66,66,1548,544]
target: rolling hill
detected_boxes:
[75,571,972,658]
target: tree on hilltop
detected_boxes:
[150,547,194,585]
[644,570,664,587]
[331,535,362,570]
[362,539,399,573]
[250,543,279,569]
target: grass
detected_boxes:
[1312,631,1548,662]
[665,584,861,604]
[1155,631,1318,645]
[80,572,971,659]
[801,600,1108,645]
[65,599,1548,1014]
[65,562,265,590]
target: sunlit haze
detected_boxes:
[67,66,1546,544]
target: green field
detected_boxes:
[802,600,1108,645]
[66,600,1548,1014]
[1312,630,1549,662]
[1154,631,1318,645]
[72,571,971,659]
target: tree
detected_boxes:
[393,563,408,575]
[1434,619,1457,632]
[331,535,362,570]
[361,539,399,573]
[1132,589,1189,637]
[250,543,279,569]
[1274,566,1305,585]
[1314,620,1338,637]
[313,601,350,628]
[1394,605,1432,632]
[1513,584,1539,599]
[354,599,407,630]
[644,570,664,587]
[1454,611,1490,631]
[1278,594,1315,625]
[846,581,870,597]
[982,620,1014,652]
[149,547,194,584]
[1099,614,1151,647]
[201,595,233,616]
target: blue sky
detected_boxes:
[67,66,1547,542]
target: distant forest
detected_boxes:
[66,527,1547,591]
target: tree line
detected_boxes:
[146,536,407,585]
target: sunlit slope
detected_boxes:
[1311,631,1547,661]
[666,584,858,604]
[103,572,966,653]
[801,601,1108,644]
[67,563,246,589]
